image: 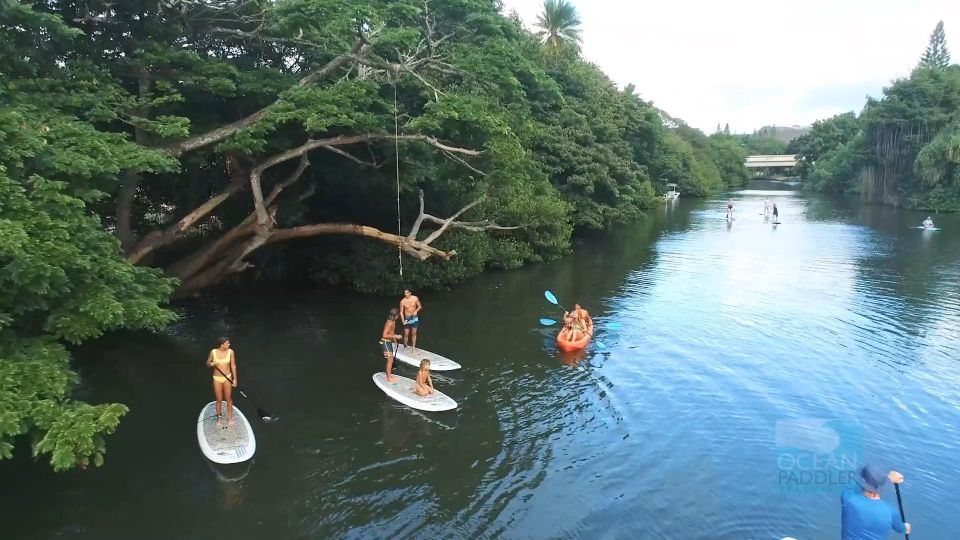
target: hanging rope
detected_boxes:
[393,82,403,277]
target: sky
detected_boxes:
[499,0,960,133]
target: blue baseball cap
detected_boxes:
[856,464,888,492]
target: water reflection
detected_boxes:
[3,182,960,539]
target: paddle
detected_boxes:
[213,365,277,423]
[540,318,621,330]
[894,483,909,540]
[543,291,607,349]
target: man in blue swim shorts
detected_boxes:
[400,289,422,352]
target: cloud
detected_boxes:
[500,0,960,132]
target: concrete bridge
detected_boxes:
[744,155,797,168]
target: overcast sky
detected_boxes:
[499,0,959,133]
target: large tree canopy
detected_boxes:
[1,0,746,470]
[794,22,960,210]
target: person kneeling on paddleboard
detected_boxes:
[413,359,435,396]
[206,337,238,427]
[381,309,403,383]
[841,464,910,540]
[923,216,935,229]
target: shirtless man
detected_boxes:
[564,303,593,342]
[399,289,422,352]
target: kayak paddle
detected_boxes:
[894,483,909,540]
[213,365,278,423]
[540,318,620,331]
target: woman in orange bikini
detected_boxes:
[206,337,238,426]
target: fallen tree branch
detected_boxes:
[267,223,454,261]
[421,196,485,244]
[406,189,428,240]
[421,216,523,232]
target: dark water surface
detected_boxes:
[3,181,958,539]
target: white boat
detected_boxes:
[665,183,680,200]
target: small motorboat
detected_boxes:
[665,183,680,200]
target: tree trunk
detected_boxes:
[117,69,153,252]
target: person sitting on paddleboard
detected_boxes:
[564,303,593,342]
[923,216,935,228]
[413,358,435,396]
[399,289,422,352]
[841,464,909,539]
[726,199,735,220]
[381,308,403,383]
[206,337,238,427]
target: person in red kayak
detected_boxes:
[563,303,593,342]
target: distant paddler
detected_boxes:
[726,199,735,220]
[399,288,422,352]
[922,216,935,229]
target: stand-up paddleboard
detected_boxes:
[372,372,457,412]
[913,225,941,231]
[772,221,782,224]
[197,401,256,464]
[394,346,461,371]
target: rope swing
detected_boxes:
[393,82,403,277]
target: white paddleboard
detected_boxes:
[197,401,256,464]
[372,372,457,412]
[913,226,941,231]
[394,346,461,371]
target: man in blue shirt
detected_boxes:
[841,464,910,540]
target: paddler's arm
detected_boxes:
[206,350,214,367]
[887,471,908,534]
[230,350,238,387]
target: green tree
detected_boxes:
[789,112,860,179]
[535,0,582,52]
[0,4,177,470]
[741,135,787,155]
[919,21,951,70]
[708,134,750,187]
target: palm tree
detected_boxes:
[535,0,582,51]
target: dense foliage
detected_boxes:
[0,0,747,469]
[793,22,960,211]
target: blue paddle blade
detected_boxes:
[544,290,560,306]
[595,340,607,349]
[605,322,621,330]
[539,318,558,326]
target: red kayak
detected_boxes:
[556,326,591,352]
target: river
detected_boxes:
[2,181,958,539]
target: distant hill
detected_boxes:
[748,125,810,144]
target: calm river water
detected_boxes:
[2,181,958,539]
